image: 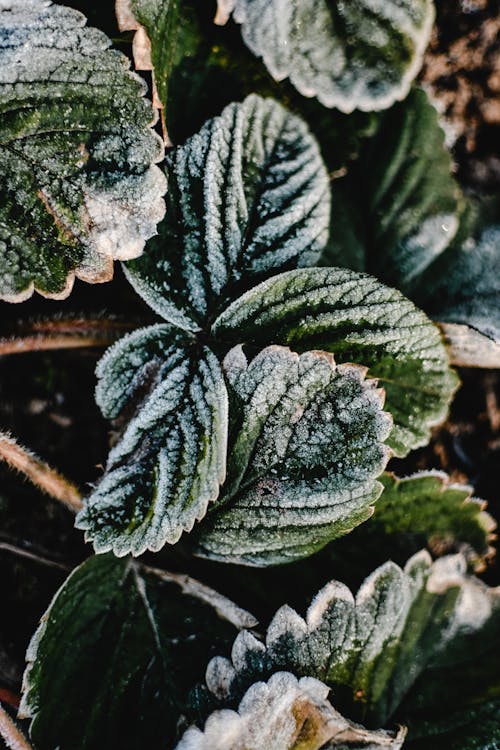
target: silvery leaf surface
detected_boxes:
[194,345,392,566]
[0,0,166,301]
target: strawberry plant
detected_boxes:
[0,1,499,749]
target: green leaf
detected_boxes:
[217,0,434,113]
[20,554,257,750]
[76,327,228,555]
[373,472,495,570]
[116,0,181,117]
[325,88,500,365]
[213,267,459,457]
[124,94,330,331]
[194,345,392,566]
[201,551,500,728]
[177,672,407,750]
[0,0,166,302]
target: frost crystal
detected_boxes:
[220,0,434,113]
[194,345,392,566]
[213,267,459,457]
[124,94,330,329]
[0,0,166,302]
[203,550,500,727]
[76,329,228,556]
[177,672,407,749]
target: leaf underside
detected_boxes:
[202,550,500,729]
[220,0,434,113]
[20,554,254,750]
[124,94,331,330]
[0,0,166,302]
[194,345,392,566]
[76,326,228,556]
[213,267,459,457]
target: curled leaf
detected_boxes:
[194,345,392,566]
[213,267,459,457]
[0,0,166,302]
[217,0,434,113]
[124,95,330,330]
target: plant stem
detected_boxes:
[0,542,72,571]
[0,316,137,356]
[0,703,34,750]
[0,432,82,513]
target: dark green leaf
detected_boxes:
[76,327,228,555]
[213,267,459,457]
[20,554,257,750]
[124,95,330,330]
[217,0,434,113]
[194,345,392,566]
[0,0,166,302]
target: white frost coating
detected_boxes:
[224,0,434,113]
[176,672,406,749]
[125,94,330,328]
[203,550,500,727]
[0,0,166,302]
[195,345,391,565]
[76,343,229,556]
[213,267,459,458]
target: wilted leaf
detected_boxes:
[20,554,256,750]
[325,89,500,366]
[0,0,166,302]
[213,267,459,457]
[216,0,434,113]
[124,94,330,330]
[194,345,392,566]
[177,672,407,750]
[76,327,228,555]
[202,551,500,728]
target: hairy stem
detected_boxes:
[0,432,82,512]
[0,703,34,750]
[0,316,137,356]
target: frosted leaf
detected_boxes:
[325,89,500,368]
[213,267,459,457]
[20,554,254,750]
[76,332,228,555]
[194,345,392,566]
[326,90,464,290]
[218,0,434,113]
[124,94,330,330]
[0,0,166,302]
[176,672,407,750]
[374,472,496,570]
[203,550,500,728]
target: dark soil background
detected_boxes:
[1,0,499,711]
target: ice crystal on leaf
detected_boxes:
[194,345,392,566]
[124,94,330,330]
[0,0,166,302]
[177,672,407,750]
[213,267,459,457]
[76,328,229,556]
[202,551,500,729]
[215,0,434,113]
